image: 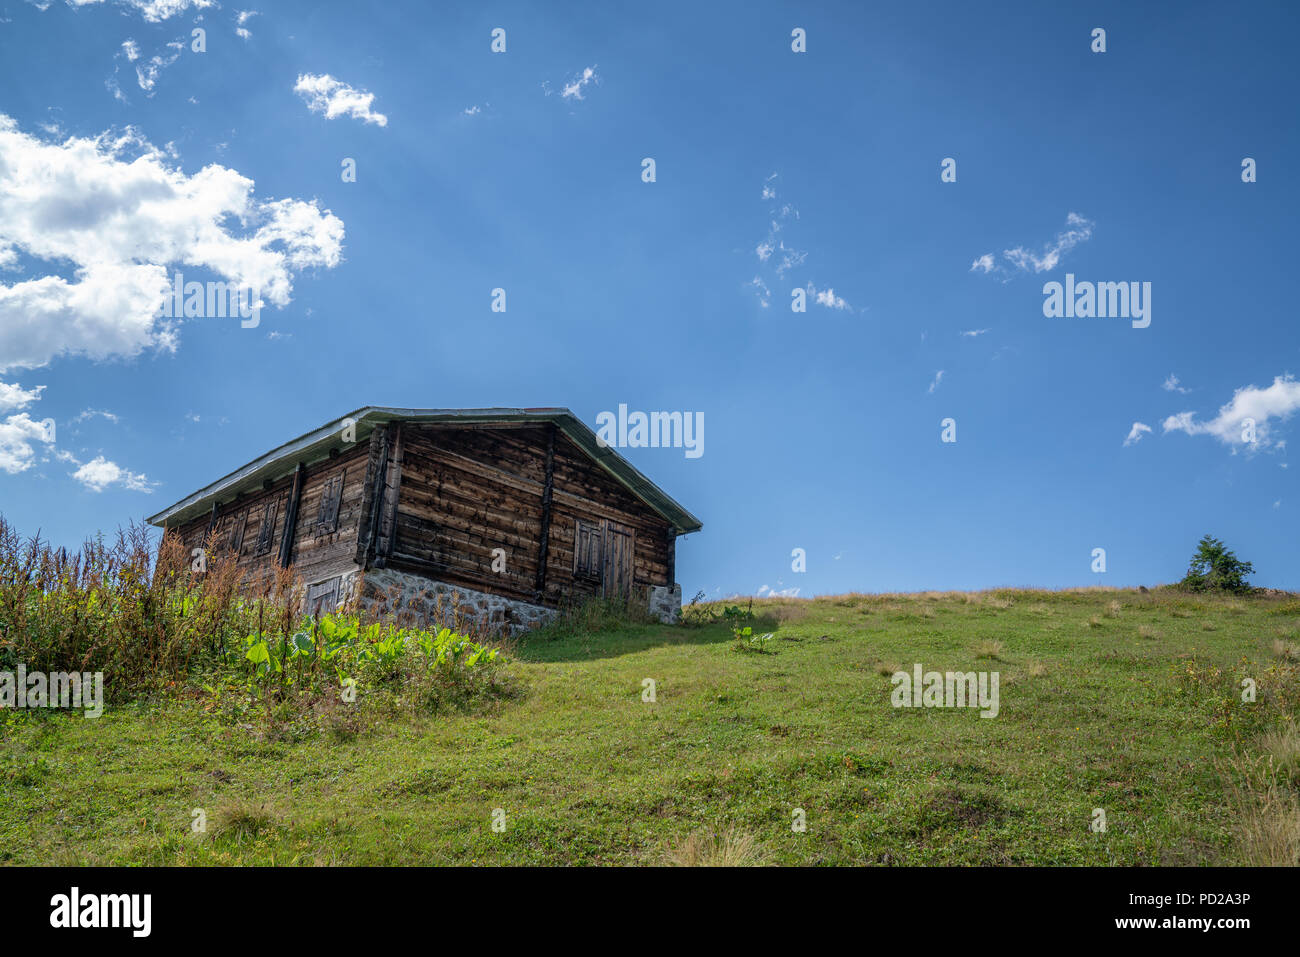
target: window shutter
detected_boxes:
[254,500,278,555]
[316,471,344,534]
[574,520,603,580]
[227,510,246,554]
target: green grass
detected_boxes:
[3,586,1298,865]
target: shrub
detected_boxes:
[1181,535,1255,594]
[0,515,509,717]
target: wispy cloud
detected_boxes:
[748,173,852,310]
[560,65,598,100]
[972,213,1094,279]
[960,328,989,337]
[51,1,214,22]
[72,408,119,425]
[294,74,388,126]
[235,9,257,40]
[1162,373,1191,394]
[928,370,944,394]
[806,283,850,311]
[134,41,184,94]
[1123,422,1152,446]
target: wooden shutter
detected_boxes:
[254,500,278,555]
[226,510,246,554]
[316,471,344,534]
[574,520,603,580]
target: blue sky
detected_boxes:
[1,0,1297,597]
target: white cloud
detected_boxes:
[235,9,256,39]
[69,454,152,492]
[0,412,54,474]
[928,370,944,394]
[72,408,119,424]
[294,74,388,127]
[64,0,214,22]
[747,276,770,309]
[0,115,344,372]
[1123,422,1152,446]
[775,243,806,277]
[960,328,989,337]
[462,105,482,116]
[974,213,1094,278]
[1161,374,1300,450]
[1162,373,1191,394]
[806,283,850,311]
[559,65,598,100]
[1004,213,1093,273]
[134,42,183,93]
[0,381,44,412]
[121,39,140,61]
[757,584,800,598]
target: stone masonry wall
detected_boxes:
[336,568,683,636]
[344,567,556,637]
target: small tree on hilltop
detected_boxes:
[1181,535,1255,594]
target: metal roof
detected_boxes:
[145,406,703,535]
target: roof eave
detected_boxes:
[146,407,703,535]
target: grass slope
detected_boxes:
[2,588,1298,865]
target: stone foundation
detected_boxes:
[334,567,684,635]
[648,583,683,624]
[349,567,557,637]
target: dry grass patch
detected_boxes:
[1088,616,1103,629]
[1105,600,1122,619]
[1272,639,1300,662]
[1259,727,1300,785]
[1225,753,1300,866]
[1027,661,1048,678]
[974,639,1003,660]
[211,796,280,844]
[1137,625,1158,640]
[663,827,764,866]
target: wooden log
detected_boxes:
[534,423,556,601]
[362,426,391,568]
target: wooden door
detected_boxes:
[601,522,635,601]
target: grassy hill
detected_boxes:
[2,587,1298,865]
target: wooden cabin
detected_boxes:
[146,408,701,634]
